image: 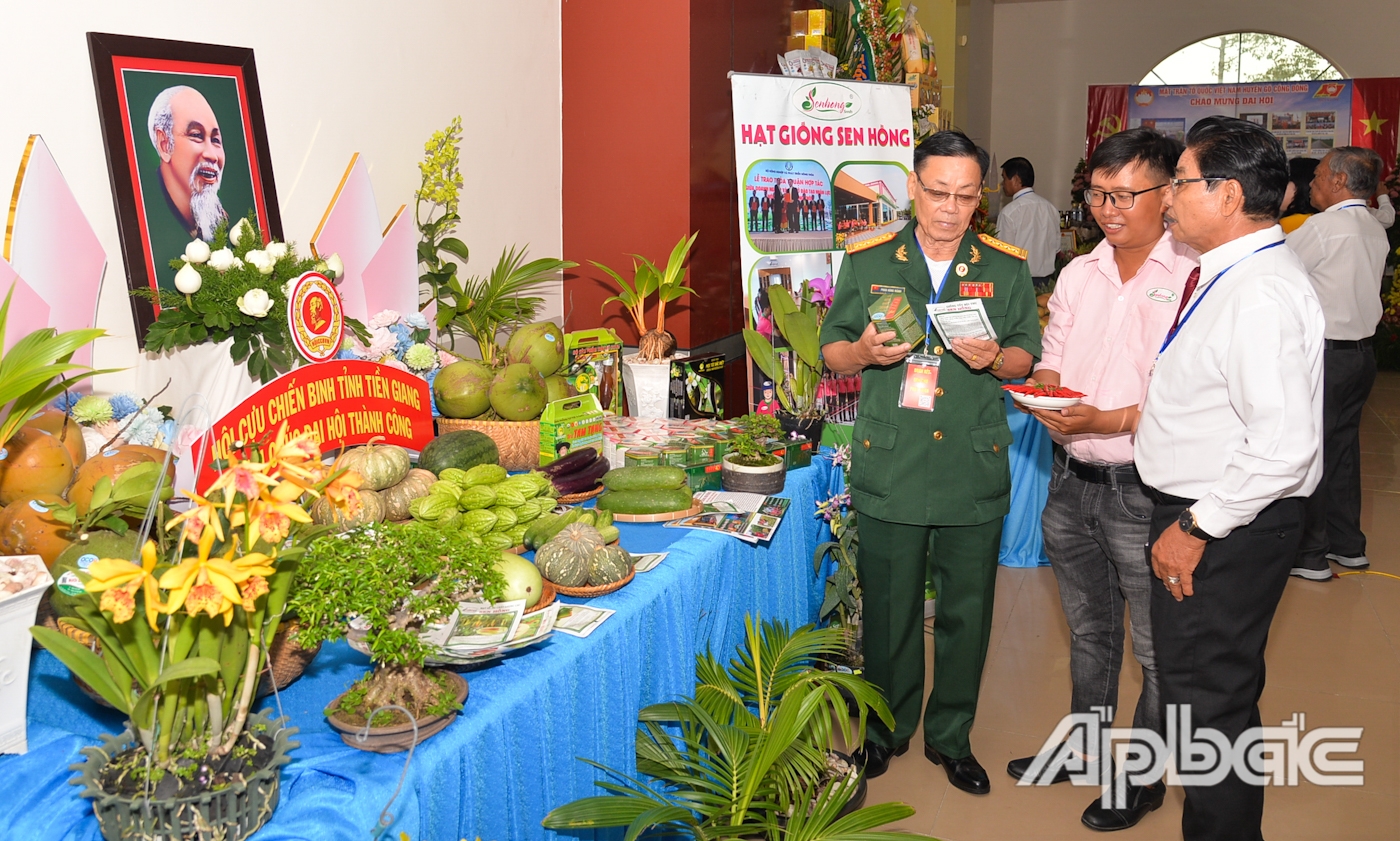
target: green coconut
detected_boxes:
[434,359,494,418]
[506,321,565,378]
[543,374,570,405]
[48,530,141,618]
[489,363,547,421]
[495,550,544,608]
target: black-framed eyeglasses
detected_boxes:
[914,172,981,207]
[1168,177,1228,191]
[1083,184,1169,209]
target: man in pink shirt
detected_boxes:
[1006,128,1199,832]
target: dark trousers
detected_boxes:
[1149,495,1303,841]
[856,512,1002,758]
[1300,344,1376,562]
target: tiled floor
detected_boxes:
[862,372,1400,840]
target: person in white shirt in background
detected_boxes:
[1135,115,1324,841]
[998,157,1062,285]
[1284,147,1391,579]
[1374,190,1395,228]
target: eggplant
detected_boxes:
[552,457,611,495]
[540,447,598,477]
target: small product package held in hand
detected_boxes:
[869,288,927,349]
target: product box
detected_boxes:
[786,33,830,52]
[905,72,939,110]
[790,9,808,35]
[563,328,623,415]
[684,461,725,492]
[668,353,725,420]
[806,8,831,36]
[868,291,927,349]
[539,393,604,466]
[785,437,815,470]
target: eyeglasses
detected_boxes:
[1083,184,1168,209]
[914,173,981,207]
[1168,177,1227,191]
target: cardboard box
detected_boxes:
[790,10,808,35]
[668,353,725,419]
[539,393,604,466]
[806,9,831,36]
[869,291,927,349]
[785,436,815,470]
[563,329,623,415]
[684,461,725,492]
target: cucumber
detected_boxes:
[601,466,686,492]
[596,525,620,544]
[523,506,584,550]
[596,487,694,515]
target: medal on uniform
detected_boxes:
[955,263,969,277]
[899,353,941,412]
[959,281,994,297]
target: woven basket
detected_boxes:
[526,580,557,614]
[437,417,540,471]
[552,567,635,598]
[557,484,604,505]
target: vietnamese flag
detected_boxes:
[1352,78,1400,180]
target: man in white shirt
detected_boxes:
[998,157,1061,283]
[1136,116,1325,841]
[1286,147,1390,579]
[1374,191,1395,228]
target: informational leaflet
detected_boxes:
[664,492,791,543]
[634,552,669,573]
[554,605,615,638]
[926,300,997,347]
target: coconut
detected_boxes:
[48,529,142,615]
[506,321,565,378]
[489,363,547,421]
[543,374,571,405]
[0,426,76,506]
[25,409,87,467]
[495,550,544,608]
[434,360,494,419]
[0,493,73,568]
[67,448,158,515]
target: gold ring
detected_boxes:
[972,354,979,361]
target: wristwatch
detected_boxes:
[990,351,1005,372]
[1178,508,1213,541]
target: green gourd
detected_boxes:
[504,524,529,547]
[523,507,583,550]
[418,431,499,476]
[601,466,686,492]
[461,463,508,488]
[460,508,499,535]
[481,532,515,550]
[596,487,694,515]
[535,522,604,586]
[489,505,519,531]
[381,468,436,521]
[588,545,633,586]
[493,485,528,509]
[457,484,498,510]
[596,525,620,545]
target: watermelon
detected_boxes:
[419,431,499,476]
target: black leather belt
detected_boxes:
[1066,455,1141,486]
[1325,338,1372,350]
[1145,486,1193,506]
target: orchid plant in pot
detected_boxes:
[31,423,363,841]
[744,280,828,444]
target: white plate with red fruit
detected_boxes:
[1002,383,1086,410]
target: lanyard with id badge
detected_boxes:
[898,261,954,412]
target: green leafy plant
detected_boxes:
[814,446,862,670]
[51,461,174,539]
[728,412,783,468]
[290,522,506,723]
[0,283,111,447]
[743,282,826,419]
[543,615,935,840]
[433,246,576,367]
[592,232,699,361]
[415,117,471,322]
[138,212,369,383]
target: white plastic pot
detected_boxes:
[1,555,54,754]
[621,352,687,418]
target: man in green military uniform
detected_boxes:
[820,130,1042,795]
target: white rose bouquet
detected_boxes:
[138,212,369,383]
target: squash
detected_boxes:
[0,426,76,506]
[381,468,435,521]
[336,438,411,491]
[0,493,73,567]
[535,522,604,587]
[311,488,384,530]
[589,545,633,586]
[25,409,87,467]
[418,430,499,476]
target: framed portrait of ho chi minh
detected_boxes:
[88,32,283,339]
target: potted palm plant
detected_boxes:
[30,423,362,841]
[722,412,786,494]
[591,232,698,417]
[543,615,936,839]
[743,280,828,444]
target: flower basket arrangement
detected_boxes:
[30,423,363,841]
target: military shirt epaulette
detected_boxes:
[977,233,1028,260]
[845,231,898,254]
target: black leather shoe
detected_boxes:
[1007,751,1073,784]
[853,739,909,779]
[1081,781,1165,831]
[925,743,990,795]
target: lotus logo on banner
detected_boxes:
[795,83,861,121]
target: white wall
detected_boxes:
[990,0,1400,209]
[0,0,563,393]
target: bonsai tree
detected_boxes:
[592,232,699,361]
[543,615,935,839]
[743,281,826,421]
[728,412,783,468]
[290,522,505,725]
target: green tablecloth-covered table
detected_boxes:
[1,460,838,840]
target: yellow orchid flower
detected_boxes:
[160,530,240,623]
[264,424,325,485]
[230,495,311,547]
[86,540,166,630]
[206,462,277,505]
[165,491,226,544]
[322,468,365,517]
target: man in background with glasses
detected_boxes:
[820,130,1041,795]
[1008,127,1196,831]
[1137,115,1323,841]
[997,157,1062,287]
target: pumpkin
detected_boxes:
[0,426,76,506]
[589,545,633,587]
[311,488,385,530]
[336,438,411,490]
[67,449,164,514]
[381,468,436,521]
[535,522,605,587]
[25,408,87,466]
[0,493,73,568]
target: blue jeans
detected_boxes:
[1041,453,1162,736]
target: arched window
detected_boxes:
[1141,33,1343,86]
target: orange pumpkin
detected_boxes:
[25,409,87,466]
[0,493,73,568]
[0,426,76,506]
[67,449,157,515]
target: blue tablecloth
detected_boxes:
[998,393,1053,568]
[2,460,837,841]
